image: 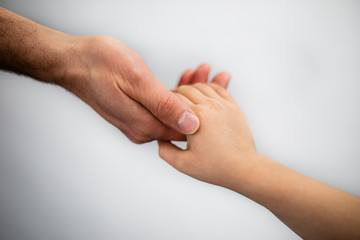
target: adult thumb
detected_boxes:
[133,79,199,135]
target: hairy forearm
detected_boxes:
[230,155,360,239]
[0,7,79,85]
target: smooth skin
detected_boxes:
[159,83,360,240]
[0,7,231,143]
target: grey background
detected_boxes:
[0,0,359,239]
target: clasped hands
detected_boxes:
[2,7,359,238]
[62,36,254,187]
[66,36,234,144]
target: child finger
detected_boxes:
[189,64,210,84]
[191,83,223,100]
[174,85,208,104]
[173,92,196,107]
[158,140,189,173]
[208,83,235,102]
[178,69,195,86]
[211,72,231,89]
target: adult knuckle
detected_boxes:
[119,63,149,94]
[120,63,142,89]
[129,138,142,144]
[129,132,151,144]
[156,94,176,116]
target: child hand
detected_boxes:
[158,84,360,240]
[158,83,258,188]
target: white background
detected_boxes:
[1,0,359,239]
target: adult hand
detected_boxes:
[62,37,231,143]
[0,7,232,144]
[60,36,200,143]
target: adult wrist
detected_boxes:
[49,34,92,100]
[0,7,82,87]
[15,22,89,98]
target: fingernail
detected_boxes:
[177,111,199,134]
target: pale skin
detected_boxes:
[159,83,360,240]
[0,7,231,143]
